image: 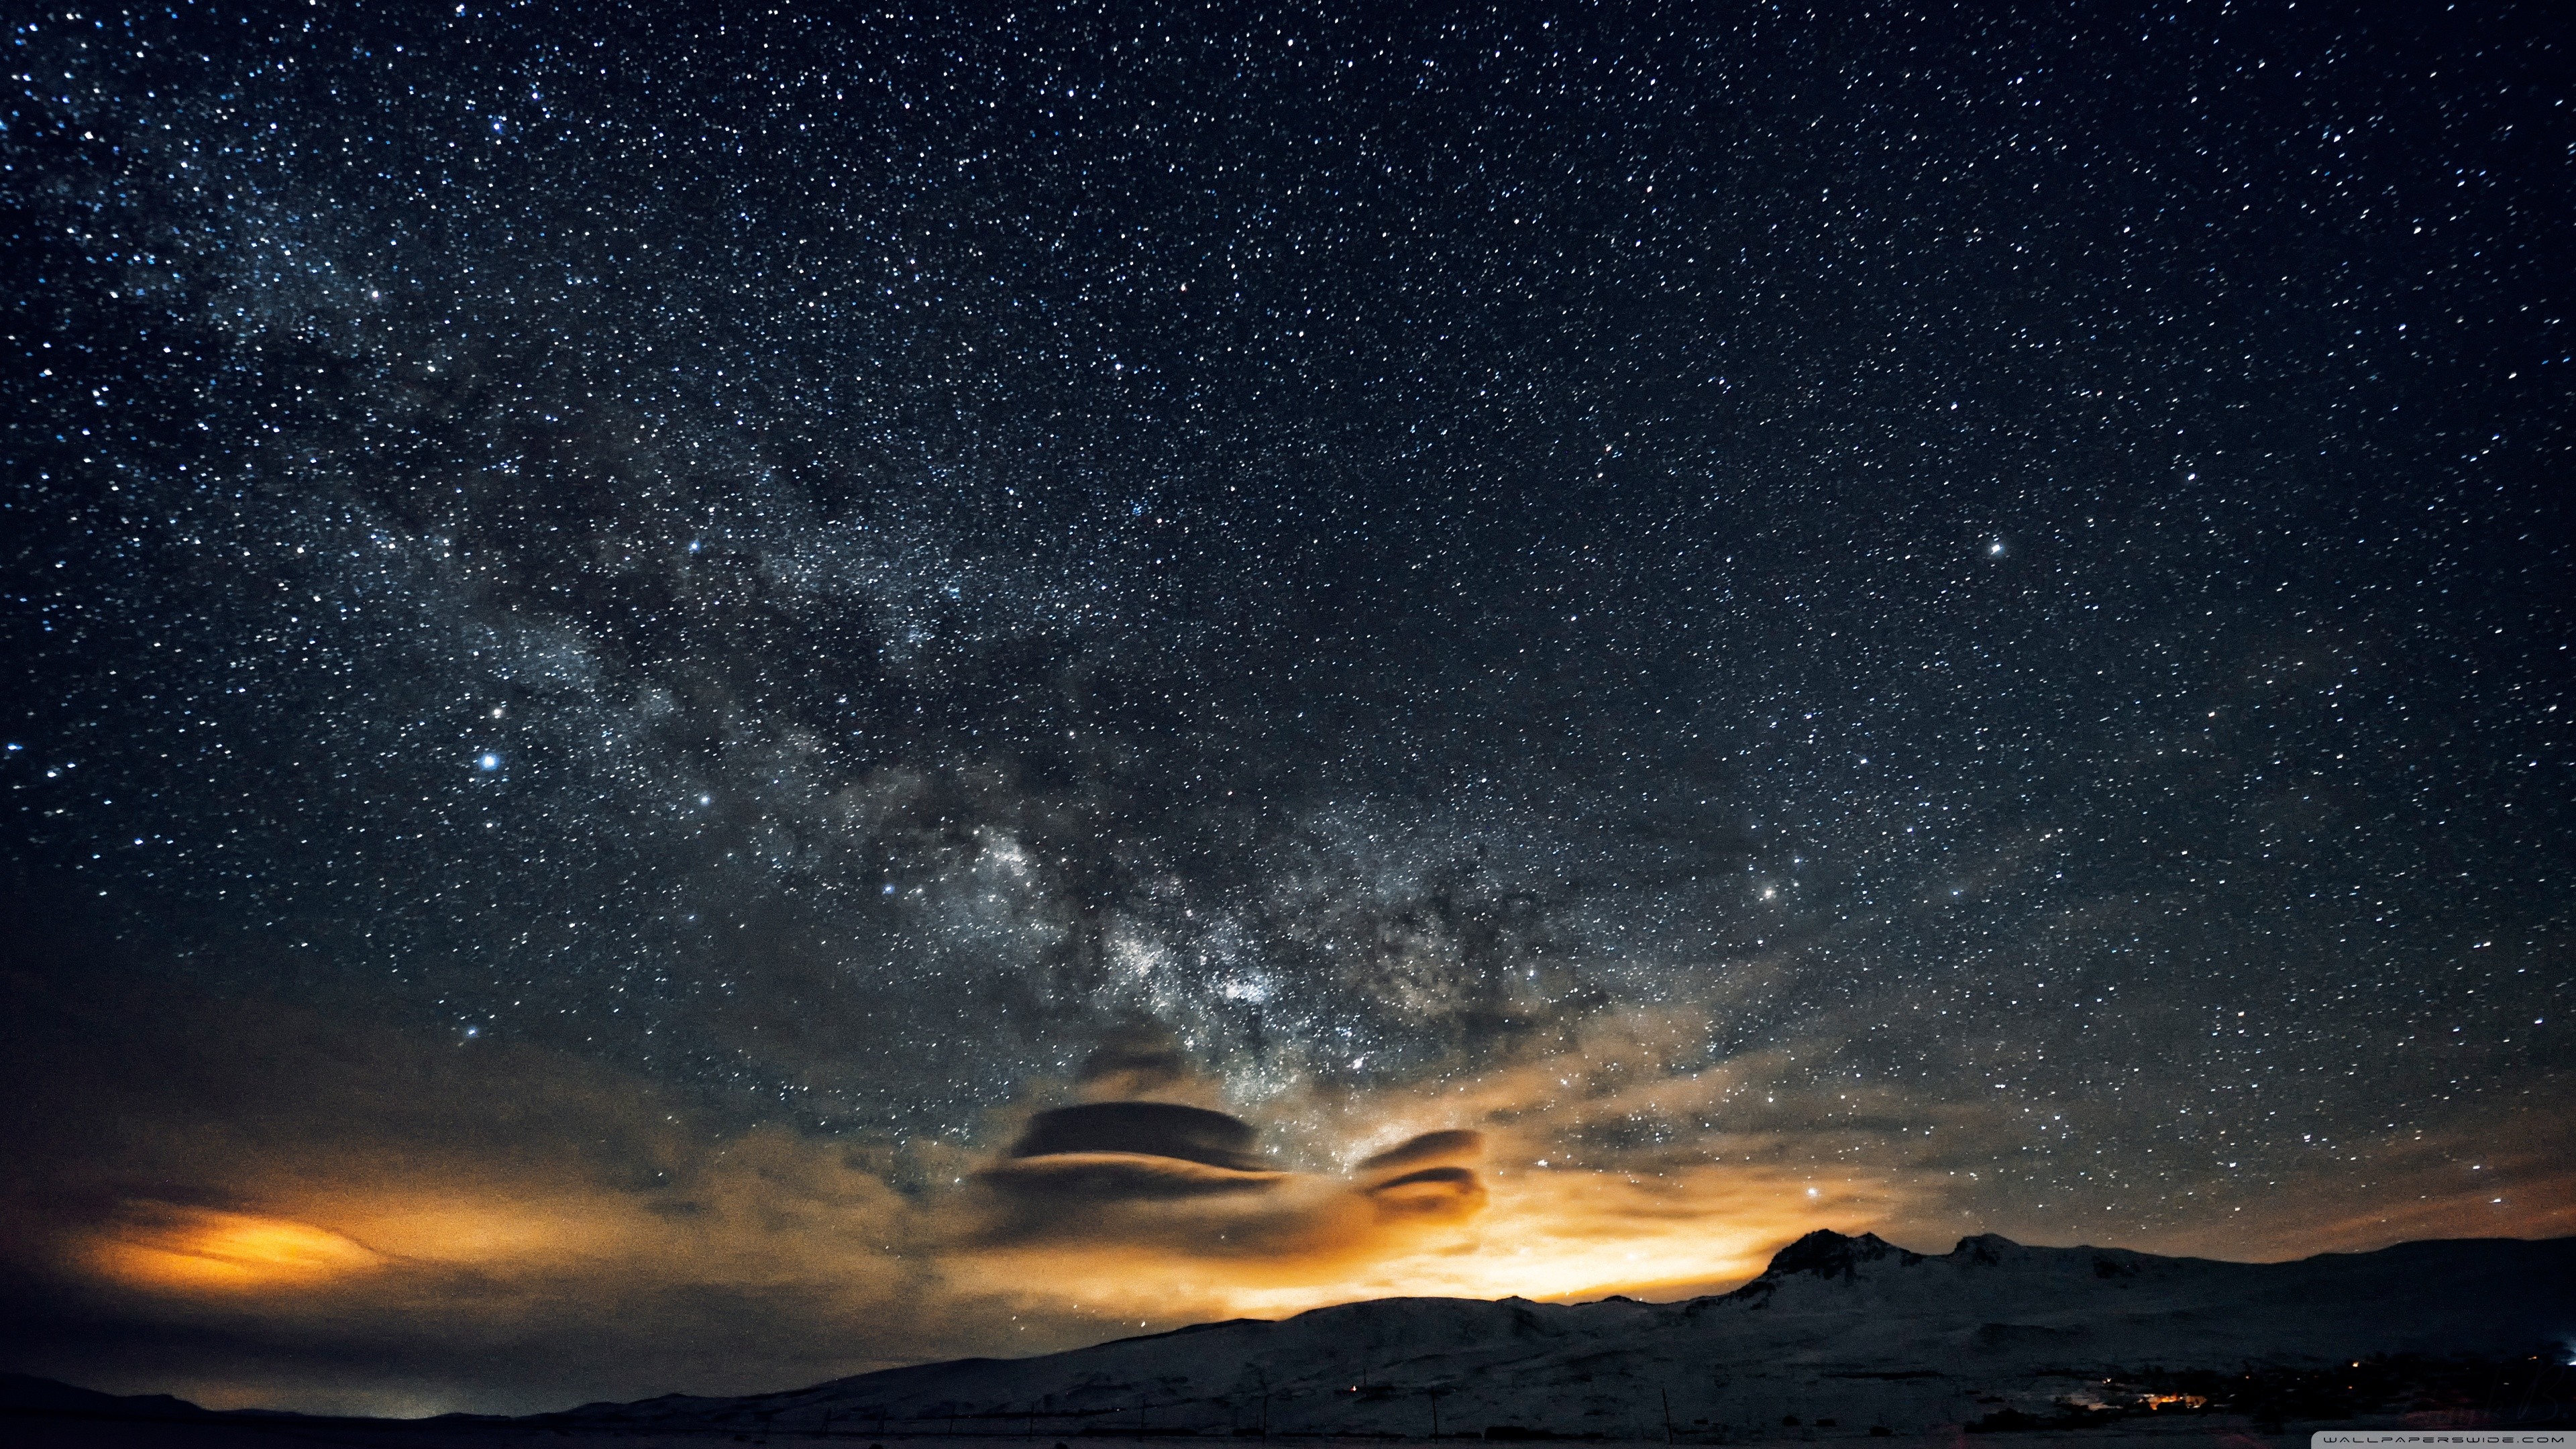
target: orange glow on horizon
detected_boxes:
[951,1159,1897,1322]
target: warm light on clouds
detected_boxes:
[83,1203,385,1293]
[933,1029,1919,1324]
[7,962,2564,1419]
[949,1144,1898,1326]
[1393,1160,1898,1303]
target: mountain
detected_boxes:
[536,1232,2576,1439]
[0,1370,210,1419]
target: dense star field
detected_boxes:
[3,0,2571,1420]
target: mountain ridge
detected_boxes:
[7,1232,2568,1438]
[527,1230,2574,1436]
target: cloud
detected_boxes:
[979,1030,1303,1201]
[0,953,1515,1414]
[1071,1025,1200,1101]
[9,937,2557,1421]
[979,1101,1288,1209]
[78,1204,388,1293]
[1357,1129,1486,1177]
[1366,1165,1481,1197]
[967,1095,1490,1267]
[0,957,1011,1415]
[1006,1102,1271,1173]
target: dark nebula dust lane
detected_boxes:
[3,0,2570,1420]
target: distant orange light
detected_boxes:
[83,1203,383,1292]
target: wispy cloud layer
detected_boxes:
[6,961,2564,1418]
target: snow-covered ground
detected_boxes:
[542,1231,2576,1440]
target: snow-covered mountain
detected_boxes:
[541,1231,2576,1438]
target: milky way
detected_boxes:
[3,0,2569,1417]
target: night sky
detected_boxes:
[4,0,2571,1421]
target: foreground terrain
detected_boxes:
[9,1230,2571,1446]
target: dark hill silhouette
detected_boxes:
[529,1231,2576,1438]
